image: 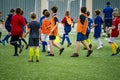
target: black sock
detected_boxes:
[21,38,27,44]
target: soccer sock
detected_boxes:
[61,34,65,44]
[47,41,50,51]
[97,38,102,47]
[86,38,91,45]
[65,35,71,44]
[29,47,34,60]
[0,32,2,40]
[14,46,18,54]
[42,41,46,52]
[2,34,10,42]
[35,48,40,60]
[114,42,118,49]
[21,38,27,44]
[110,43,116,54]
[19,39,22,47]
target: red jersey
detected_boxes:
[11,14,26,37]
[111,17,120,37]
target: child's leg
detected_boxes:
[49,40,54,54]
[81,41,90,50]
[21,38,28,49]
[65,34,71,45]
[75,41,80,53]
[29,47,34,60]
[97,38,102,48]
[110,43,116,54]
[61,34,65,44]
[0,32,2,41]
[35,47,40,61]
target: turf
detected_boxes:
[0,31,120,80]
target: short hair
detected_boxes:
[106,2,110,5]
[51,6,58,13]
[86,11,90,16]
[21,10,24,15]
[42,9,48,15]
[30,12,36,19]
[10,9,15,13]
[95,9,101,15]
[44,11,50,18]
[16,8,22,14]
[81,7,87,13]
[65,11,69,16]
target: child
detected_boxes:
[71,7,93,57]
[25,12,41,62]
[10,8,26,56]
[108,12,120,56]
[1,9,15,45]
[41,11,51,53]
[83,11,93,49]
[61,11,73,47]
[40,9,48,52]
[0,11,4,43]
[47,6,64,56]
[93,9,103,49]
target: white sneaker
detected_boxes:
[97,46,103,49]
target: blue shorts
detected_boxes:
[104,19,112,27]
[49,36,56,40]
[76,33,86,41]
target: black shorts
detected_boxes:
[49,36,56,40]
[104,19,112,27]
[10,35,19,44]
[29,38,39,47]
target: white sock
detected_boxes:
[97,38,102,47]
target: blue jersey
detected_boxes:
[5,13,13,27]
[94,16,103,38]
[87,18,93,33]
[103,6,113,19]
[39,16,45,26]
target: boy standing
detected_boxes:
[47,6,64,56]
[71,7,93,57]
[25,12,41,62]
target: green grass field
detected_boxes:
[0,31,120,80]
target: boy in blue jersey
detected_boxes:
[39,9,48,52]
[93,9,103,49]
[61,11,73,47]
[84,11,93,49]
[103,2,113,38]
[1,9,15,45]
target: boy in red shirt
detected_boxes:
[10,8,26,56]
[108,12,120,56]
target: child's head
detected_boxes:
[86,11,90,17]
[16,8,22,14]
[42,9,48,16]
[30,12,36,20]
[51,6,58,14]
[95,9,101,16]
[65,11,69,16]
[44,11,50,18]
[106,1,110,6]
[81,7,87,14]
[10,9,15,14]
[112,12,119,17]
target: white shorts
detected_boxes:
[108,37,116,42]
[41,34,49,41]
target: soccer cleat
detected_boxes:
[111,53,117,56]
[67,43,72,47]
[36,60,39,62]
[71,53,79,57]
[60,42,63,45]
[59,48,64,55]
[86,50,93,57]
[116,47,120,55]
[97,46,103,49]
[89,44,92,49]
[13,53,19,56]
[28,60,33,62]
[46,53,54,56]
[25,44,29,49]
[1,40,5,46]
